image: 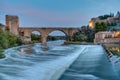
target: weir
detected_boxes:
[0,41,86,80]
[59,45,120,80]
[0,41,119,80]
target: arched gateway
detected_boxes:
[6,15,78,45]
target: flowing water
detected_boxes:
[0,40,119,80]
[59,45,120,80]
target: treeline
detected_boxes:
[72,27,95,42]
[47,36,66,41]
[0,24,22,58]
[31,34,66,42]
[31,34,41,41]
[98,13,114,20]
[72,21,108,42]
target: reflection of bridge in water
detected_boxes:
[6,15,78,45]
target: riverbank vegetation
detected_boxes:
[31,34,41,42]
[95,22,108,33]
[0,23,22,58]
[72,26,95,42]
[47,36,66,41]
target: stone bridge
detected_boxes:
[19,27,77,45]
[6,15,78,45]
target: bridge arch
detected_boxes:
[47,30,67,41]
[30,30,41,34]
[31,30,41,42]
[47,29,68,36]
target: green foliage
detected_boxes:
[73,33,88,42]
[87,33,95,42]
[0,23,22,58]
[95,22,108,32]
[16,38,23,45]
[31,34,41,41]
[47,36,66,41]
[0,35,9,48]
[98,14,114,20]
[72,27,95,42]
[0,46,5,58]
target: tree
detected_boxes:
[98,14,113,20]
[95,22,108,33]
[0,23,23,58]
[31,34,41,41]
[101,22,108,31]
[0,46,5,58]
[73,33,88,42]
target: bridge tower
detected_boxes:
[6,15,19,36]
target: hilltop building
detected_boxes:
[89,11,120,30]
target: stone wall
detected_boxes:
[94,31,120,44]
[94,38,120,44]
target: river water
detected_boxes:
[0,40,119,80]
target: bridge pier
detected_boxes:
[41,36,47,46]
[41,36,48,50]
[67,36,73,41]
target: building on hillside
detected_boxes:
[108,12,120,30]
[94,31,120,44]
[88,11,120,30]
[88,18,99,29]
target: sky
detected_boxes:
[0,0,120,28]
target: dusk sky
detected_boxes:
[0,0,120,27]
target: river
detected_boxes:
[0,40,119,80]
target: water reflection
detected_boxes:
[59,45,119,80]
[20,48,24,53]
[0,41,119,80]
[0,40,83,80]
[104,43,120,78]
[109,45,120,56]
[111,47,120,52]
